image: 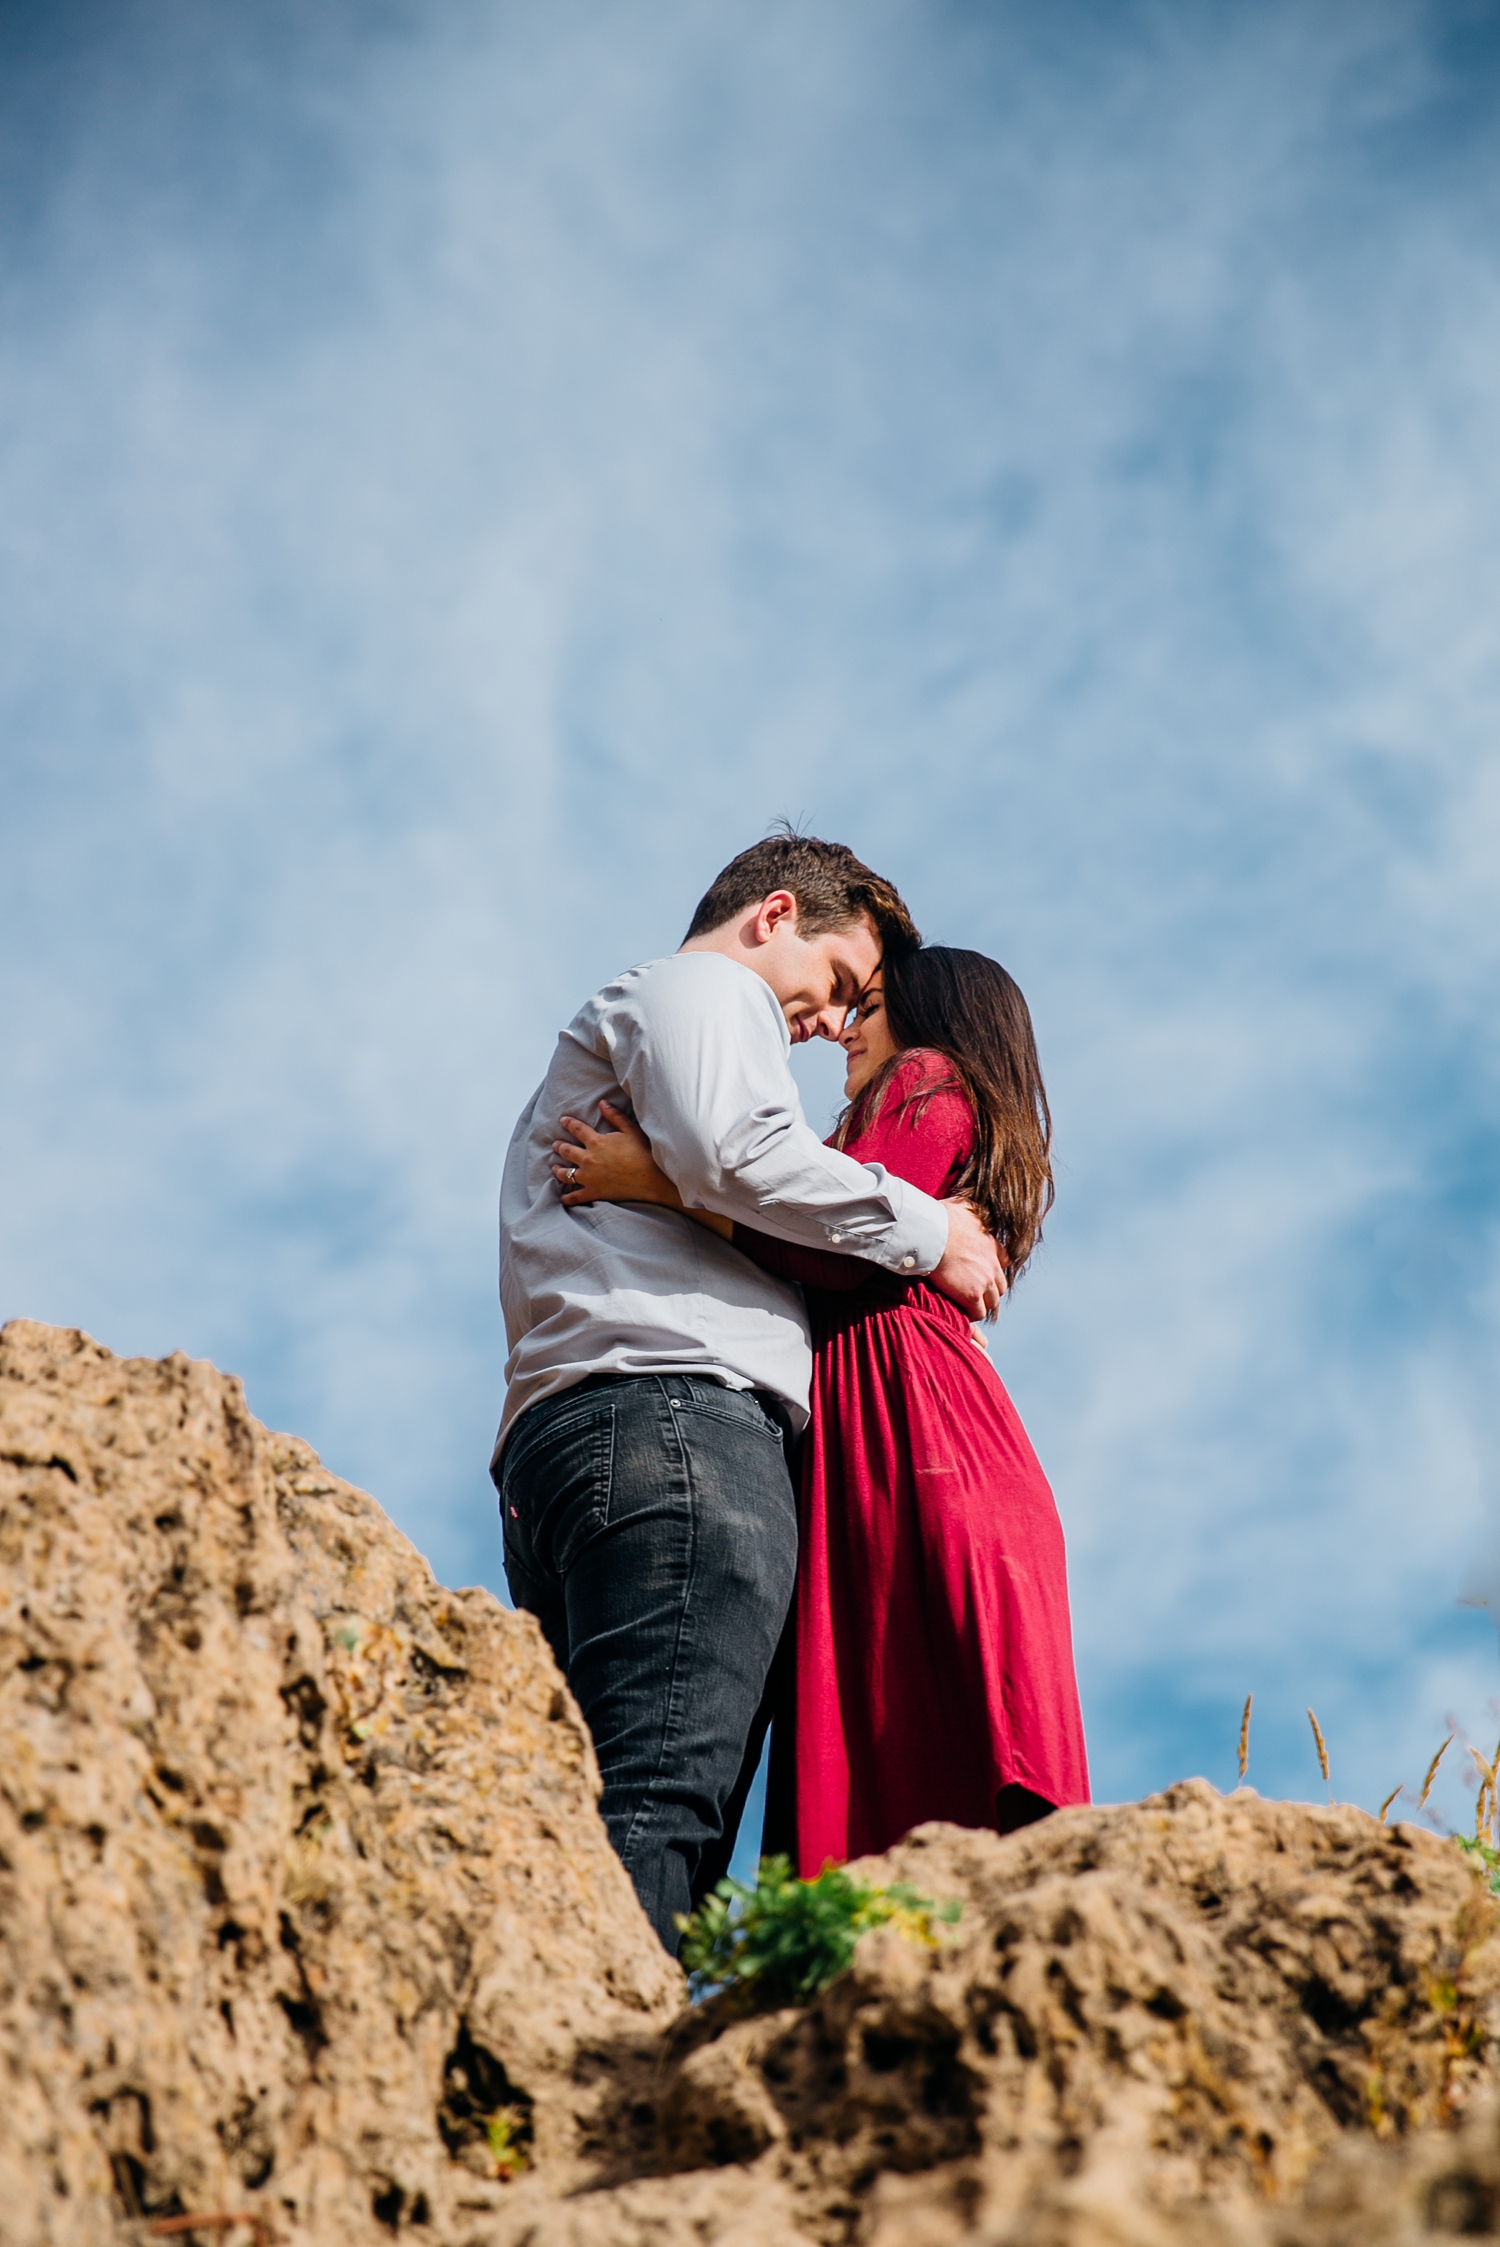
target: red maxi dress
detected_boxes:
[740,1050,1089,1875]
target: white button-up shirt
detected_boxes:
[494,953,949,1457]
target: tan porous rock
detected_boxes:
[0,1320,681,2246]
[6,1317,1500,2247]
[1271,2089,1500,2247]
[560,1787,1500,2246]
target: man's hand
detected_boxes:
[932,1199,1007,1319]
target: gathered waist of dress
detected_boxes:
[807,1268,973,1336]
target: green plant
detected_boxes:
[1456,1836,1500,1897]
[676,1853,960,2009]
[1390,1727,1500,1896]
[484,2107,529,2181]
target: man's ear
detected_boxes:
[748,890,799,946]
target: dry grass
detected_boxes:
[1307,1706,1331,1804]
[1469,1738,1500,1849]
[1421,1735,1455,1808]
[1241,1702,1500,1900]
[1376,1732,1453,1827]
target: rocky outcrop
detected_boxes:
[607,1793,1500,2247]
[0,1321,680,2245]
[4,1320,1499,2247]
[1271,2091,1500,2246]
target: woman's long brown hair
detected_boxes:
[832,945,1055,1279]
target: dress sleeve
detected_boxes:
[843,1052,975,1198]
[730,1053,976,1292]
[729,1226,871,1292]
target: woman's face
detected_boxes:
[840,976,901,1098]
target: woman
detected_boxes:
[551,945,1089,1873]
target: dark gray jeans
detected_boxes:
[497,1372,798,1951]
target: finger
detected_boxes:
[551,1139,588,1163]
[596,1100,629,1131]
[558,1115,605,1147]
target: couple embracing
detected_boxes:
[492,833,1088,1951]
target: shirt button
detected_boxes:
[901,1256,916,1270]
[829,1232,844,1244]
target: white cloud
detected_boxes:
[2,0,1497,1814]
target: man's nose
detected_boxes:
[810,1005,845,1041]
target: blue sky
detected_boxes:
[4,0,1500,1842]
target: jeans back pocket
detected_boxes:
[502,1394,617,1580]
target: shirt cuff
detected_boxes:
[824,1178,948,1277]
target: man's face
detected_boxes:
[755,911,883,1043]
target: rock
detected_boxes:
[5,1319,1499,2247]
[0,1321,681,2245]
[596,1791,1500,2245]
[1269,2088,1500,2246]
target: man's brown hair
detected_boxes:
[683,828,921,955]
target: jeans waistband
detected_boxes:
[573,1369,795,1444]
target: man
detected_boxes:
[492,834,1004,1948]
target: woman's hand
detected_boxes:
[551,1101,683,1209]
